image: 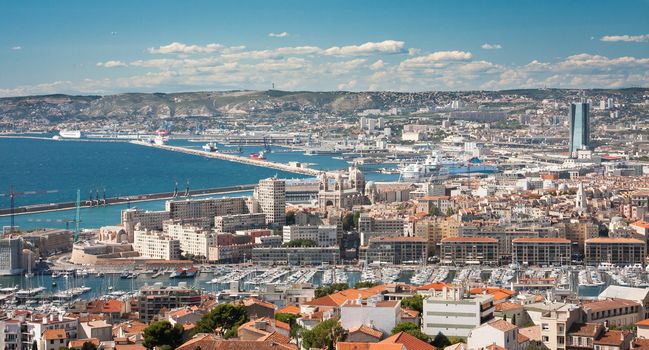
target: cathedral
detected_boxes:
[318,167,367,210]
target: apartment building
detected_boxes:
[458,225,561,258]
[415,196,452,214]
[251,246,340,265]
[363,236,428,265]
[582,299,642,327]
[282,225,337,247]
[121,208,170,242]
[166,222,216,259]
[414,216,460,255]
[0,238,23,275]
[165,197,249,221]
[214,213,267,233]
[511,237,572,266]
[255,177,286,225]
[584,237,646,265]
[340,298,401,336]
[440,237,499,265]
[421,286,495,337]
[133,229,181,260]
[525,302,581,350]
[135,282,202,322]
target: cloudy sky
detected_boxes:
[1,0,649,96]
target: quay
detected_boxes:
[130,140,334,177]
[0,184,255,217]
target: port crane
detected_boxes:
[27,189,82,241]
[0,186,59,234]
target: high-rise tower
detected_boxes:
[569,102,590,156]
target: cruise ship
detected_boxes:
[59,130,83,138]
[399,153,498,182]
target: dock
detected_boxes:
[130,140,333,177]
[0,184,256,217]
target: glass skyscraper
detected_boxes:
[569,102,590,155]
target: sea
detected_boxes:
[0,136,399,230]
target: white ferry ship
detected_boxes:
[58,130,83,138]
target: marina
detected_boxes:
[0,263,640,308]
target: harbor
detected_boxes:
[1,263,643,307]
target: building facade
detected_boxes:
[440,237,499,265]
[256,177,286,225]
[584,237,646,265]
[511,237,571,266]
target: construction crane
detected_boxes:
[0,186,58,234]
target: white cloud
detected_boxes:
[408,48,420,56]
[268,32,289,38]
[400,50,473,69]
[600,34,649,43]
[11,46,22,51]
[148,42,224,54]
[96,60,127,68]
[369,60,385,70]
[337,79,357,90]
[323,40,406,56]
[481,43,502,49]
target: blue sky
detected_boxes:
[1,0,648,96]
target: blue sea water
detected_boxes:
[0,136,399,229]
[0,137,306,208]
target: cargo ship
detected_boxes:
[202,142,218,152]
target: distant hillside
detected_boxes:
[1,88,647,123]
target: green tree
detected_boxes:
[286,211,296,225]
[314,283,349,298]
[275,313,301,338]
[301,318,346,350]
[194,303,248,337]
[142,320,184,349]
[445,207,454,216]
[429,205,441,217]
[432,332,451,349]
[354,281,380,289]
[400,294,423,313]
[342,213,354,231]
[81,342,97,350]
[353,212,361,228]
[391,322,429,342]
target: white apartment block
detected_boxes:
[421,286,495,338]
[214,213,267,233]
[166,223,215,258]
[340,297,401,336]
[256,178,286,225]
[282,225,338,247]
[133,229,181,260]
[165,197,249,221]
[468,319,524,350]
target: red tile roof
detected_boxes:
[276,305,300,315]
[349,325,383,339]
[381,331,435,350]
[42,329,67,340]
[442,237,498,243]
[337,342,405,350]
[512,237,571,244]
